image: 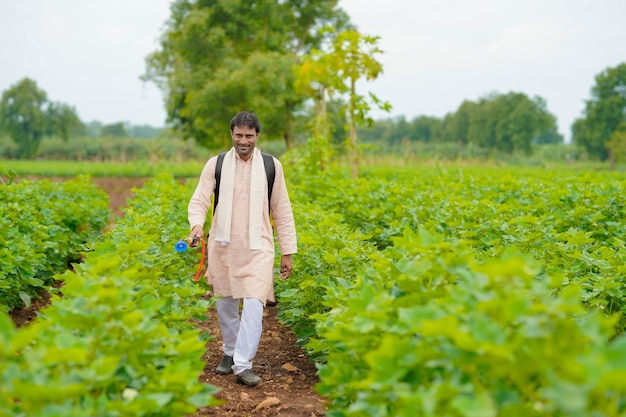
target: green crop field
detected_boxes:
[280,165,626,416]
[0,159,205,179]
[2,164,626,416]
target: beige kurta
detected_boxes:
[188,150,297,305]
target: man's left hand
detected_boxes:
[280,254,293,280]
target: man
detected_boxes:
[187,111,297,387]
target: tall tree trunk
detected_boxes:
[315,85,329,171]
[349,78,358,179]
[283,130,291,150]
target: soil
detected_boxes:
[8,289,54,327]
[193,304,327,417]
[8,176,328,417]
[90,177,149,218]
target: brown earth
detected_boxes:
[9,176,328,417]
[9,288,55,328]
[193,304,327,417]
[91,177,149,218]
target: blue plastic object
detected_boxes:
[175,239,188,252]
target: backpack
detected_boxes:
[213,152,276,214]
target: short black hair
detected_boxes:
[230,111,261,133]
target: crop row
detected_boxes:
[276,166,626,416]
[0,176,109,312]
[289,167,626,332]
[1,173,218,416]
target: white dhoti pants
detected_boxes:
[215,296,263,375]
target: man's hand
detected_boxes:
[280,254,293,280]
[189,224,203,241]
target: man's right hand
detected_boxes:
[188,224,204,241]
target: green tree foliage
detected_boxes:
[144,0,350,150]
[444,100,476,145]
[606,123,626,164]
[294,33,347,171]
[128,124,163,139]
[316,30,391,178]
[0,78,81,158]
[85,120,103,137]
[101,122,127,138]
[0,78,47,159]
[82,120,162,139]
[46,102,83,141]
[461,92,560,154]
[411,115,443,143]
[573,62,626,160]
[361,92,561,155]
[360,115,442,147]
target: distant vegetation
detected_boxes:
[0,130,191,162]
[83,120,163,139]
[0,78,82,158]
[358,92,562,154]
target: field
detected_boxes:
[2,163,626,416]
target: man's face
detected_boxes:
[231,125,259,161]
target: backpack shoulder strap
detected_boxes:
[213,152,226,214]
[262,152,276,209]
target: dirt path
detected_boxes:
[193,304,326,416]
[91,177,148,218]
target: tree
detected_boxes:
[409,116,443,143]
[129,124,163,139]
[358,116,406,147]
[85,120,103,138]
[443,92,560,154]
[606,123,626,166]
[491,93,558,154]
[572,63,626,160]
[46,102,83,141]
[294,30,348,170]
[363,92,560,155]
[533,117,562,144]
[144,0,350,150]
[322,30,391,178]
[0,78,82,158]
[101,122,127,138]
[442,100,477,144]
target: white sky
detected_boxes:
[1,1,625,142]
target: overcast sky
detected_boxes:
[1,1,625,142]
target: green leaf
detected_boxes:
[145,392,174,408]
[18,291,31,308]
